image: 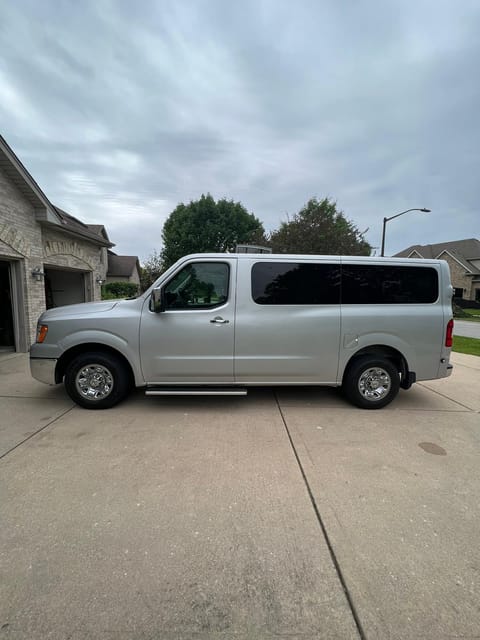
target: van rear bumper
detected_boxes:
[437,360,453,379]
[30,358,57,385]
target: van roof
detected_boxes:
[181,253,445,265]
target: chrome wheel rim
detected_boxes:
[358,367,391,402]
[75,364,114,401]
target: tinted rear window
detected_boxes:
[342,265,438,304]
[252,262,340,304]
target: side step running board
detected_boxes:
[145,386,248,397]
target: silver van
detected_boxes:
[30,254,454,410]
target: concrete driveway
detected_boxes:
[0,352,479,639]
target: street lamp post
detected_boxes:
[381,208,431,257]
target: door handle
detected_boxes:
[210,316,229,324]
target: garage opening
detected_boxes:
[0,260,15,350]
[45,267,88,309]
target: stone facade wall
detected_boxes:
[100,247,108,277]
[43,228,107,302]
[130,267,140,287]
[438,252,474,300]
[0,165,108,349]
[0,166,45,347]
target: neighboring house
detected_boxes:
[106,251,141,287]
[394,239,480,302]
[0,135,114,352]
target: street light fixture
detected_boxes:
[381,208,431,257]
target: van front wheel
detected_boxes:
[64,351,130,409]
[343,356,400,409]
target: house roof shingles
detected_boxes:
[394,238,480,275]
[53,207,113,247]
[107,254,139,278]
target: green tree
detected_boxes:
[161,194,266,269]
[140,250,163,291]
[269,197,371,256]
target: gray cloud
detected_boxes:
[1,0,479,259]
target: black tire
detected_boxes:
[64,351,130,410]
[342,356,400,409]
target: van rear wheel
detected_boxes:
[64,351,130,409]
[343,356,400,409]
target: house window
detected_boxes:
[453,287,464,299]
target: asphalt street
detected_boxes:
[0,352,479,639]
[453,319,480,339]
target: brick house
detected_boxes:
[394,239,480,302]
[0,136,113,352]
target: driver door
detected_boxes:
[139,258,236,383]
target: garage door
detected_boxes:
[45,268,87,309]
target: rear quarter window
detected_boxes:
[341,265,439,304]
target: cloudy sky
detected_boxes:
[1,0,479,259]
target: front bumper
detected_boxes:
[30,358,58,385]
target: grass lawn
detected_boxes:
[459,308,480,322]
[452,335,480,357]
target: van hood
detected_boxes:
[41,300,119,320]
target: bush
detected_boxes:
[453,302,469,318]
[101,281,139,299]
[454,298,480,309]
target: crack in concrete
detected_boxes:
[0,406,75,461]
[274,391,366,640]
[417,382,475,412]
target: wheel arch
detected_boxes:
[55,343,135,387]
[342,344,409,385]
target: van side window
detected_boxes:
[164,262,229,309]
[342,265,438,304]
[251,262,340,305]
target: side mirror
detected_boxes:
[151,288,165,313]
